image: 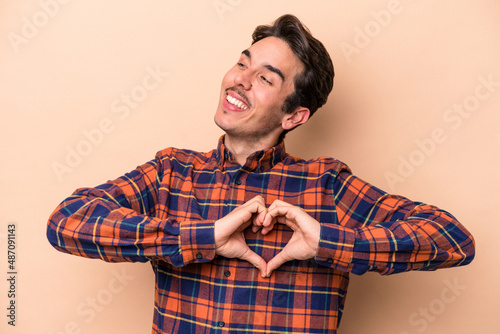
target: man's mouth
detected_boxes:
[226,94,249,110]
[224,88,250,111]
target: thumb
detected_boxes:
[265,250,290,278]
[239,248,268,278]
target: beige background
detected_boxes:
[1,1,498,333]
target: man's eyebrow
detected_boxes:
[241,49,285,82]
[264,64,285,82]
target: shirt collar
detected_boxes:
[215,135,287,173]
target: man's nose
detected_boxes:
[234,70,252,90]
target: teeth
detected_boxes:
[226,94,248,110]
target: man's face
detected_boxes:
[214,36,304,146]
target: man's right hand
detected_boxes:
[214,195,268,277]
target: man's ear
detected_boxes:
[281,107,310,130]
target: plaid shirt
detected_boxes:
[47,136,474,333]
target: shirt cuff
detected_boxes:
[179,220,216,265]
[315,224,355,272]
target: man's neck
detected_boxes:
[224,135,279,166]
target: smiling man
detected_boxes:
[214,36,309,162]
[47,14,475,334]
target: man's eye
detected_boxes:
[261,76,272,85]
[237,62,246,68]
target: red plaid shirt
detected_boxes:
[47,136,474,333]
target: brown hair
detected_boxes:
[252,14,334,122]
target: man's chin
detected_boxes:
[213,114,233,135]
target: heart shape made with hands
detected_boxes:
[214,196,321,278]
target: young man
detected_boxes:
[47,14,475,333]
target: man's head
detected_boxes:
[214,14,334,148]
[252,14,334,119]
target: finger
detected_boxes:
[261,213,277,235]
[266,206,294,227]
[248,195,266,208]
[251,214,265,233]
[251,200,268,233]
[254,204,267,224]
[262,203,293,235]
[251,225,261,233]
[235,197,267,228]
[265,250,291,277]
[215,200,266,247]
[239,248,268,278]
[268,199,290,211]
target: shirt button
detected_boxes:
[234,179,241,185]
[260,166,264,172]
[224,270,231,277]
[327,258,334,264]
[196,252,203,259]
[218,321,225,327]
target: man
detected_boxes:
[47,14,475,333]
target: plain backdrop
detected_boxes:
[1,1,498,333]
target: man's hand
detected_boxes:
[261,200,321,277]
[214,195,268,277]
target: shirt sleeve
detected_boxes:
[315,167,475,275]
[46,151,216,266]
